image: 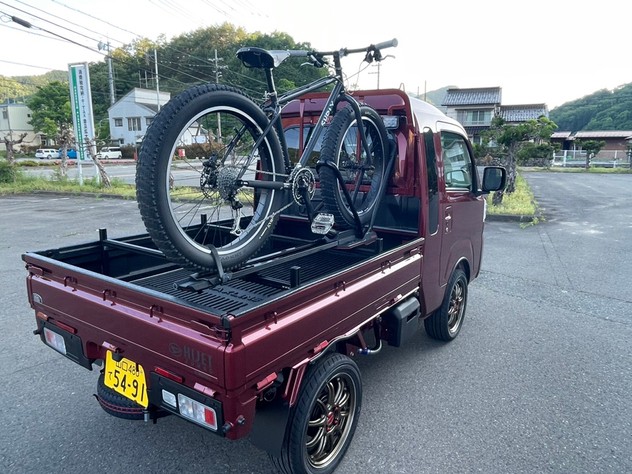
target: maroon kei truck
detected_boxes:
[23,89,505,474]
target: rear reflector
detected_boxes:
[43,327,67,355]
[177,393,218,430]
[154,366,183,383]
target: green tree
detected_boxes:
[27,81,110,184]
[576,139,606,169]
[26,81,74,176]
[549,83,632,131]
[483,115,557,205]
[27,81,71,137]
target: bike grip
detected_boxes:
[374,39,398,50]
[288,50,309,57]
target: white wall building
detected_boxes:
[0,102,41,151]
[108,88,170,146]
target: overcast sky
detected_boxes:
[0,0,629,109]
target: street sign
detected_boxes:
[68,63,96,184]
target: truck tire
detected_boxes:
[424,268,468,341]
[95,373,145,420]
[271,353,362,474]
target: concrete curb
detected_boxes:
[486,214,535,222]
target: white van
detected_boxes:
[35,148,60,159]
[96,147,122,159]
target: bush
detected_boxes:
[120,145,137,159]
[517,143,554,168]
[0,160,21,183]
[176,142,224,160]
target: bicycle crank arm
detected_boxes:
[236,179,287,190]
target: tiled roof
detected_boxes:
[442,87,502,106]
[573,131,632,139]
[500,104,548,122]
[551,131,572,139]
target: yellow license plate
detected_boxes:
[104,351,148,408]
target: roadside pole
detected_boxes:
[68,63,97,186]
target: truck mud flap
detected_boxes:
[249,395,290,456]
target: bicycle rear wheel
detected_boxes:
[136,84,285,272]
[319,104,389,229]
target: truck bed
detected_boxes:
[24,217,419,319]
[23,215,423,441]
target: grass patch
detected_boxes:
[1,161,538,218]
[486,174,537,217]
[0,173,136,199]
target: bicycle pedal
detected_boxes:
[311,213,335,234]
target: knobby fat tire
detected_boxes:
[319,104,389,229]
[136,83,285,272]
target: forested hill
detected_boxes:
[549,83,632,132]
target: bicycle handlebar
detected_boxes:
[373,38,398,51]
[243,40,399,69]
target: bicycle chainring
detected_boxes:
[291,167,316,205]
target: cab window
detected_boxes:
[284,125,323,166]
[441,132,474,191]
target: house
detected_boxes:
[551,130,632,166]
[572,130,632,153]
[108,88,171,146]
[500,104,549,124]
[550,131,573,151]
[0,102,42,151]
[441,87,548,144]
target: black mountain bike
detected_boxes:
[136,39,398,273]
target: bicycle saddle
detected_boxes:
[237,47,291,69]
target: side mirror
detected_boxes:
[481,166,507,193]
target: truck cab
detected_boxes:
[282,89,501,321]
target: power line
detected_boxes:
[0,58,59,70]
[51,0,138,39]
[0,0,104,45]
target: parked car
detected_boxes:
[58,148,77,159]
[96,146,122,159]
[35,148,60,159]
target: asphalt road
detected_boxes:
[1,172,631,473]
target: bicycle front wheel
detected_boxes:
[136,84,285,272]
[319,104,389,229]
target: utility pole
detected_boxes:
[209,49,227,141]
[369,62,381,89]
[154,49,160,112]
[98,41,116,105]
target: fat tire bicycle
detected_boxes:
[136,39,398,273]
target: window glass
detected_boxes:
[127,117,141,131]
[114,118,123,127]
[284,125,323,166]
[441,132,473,191]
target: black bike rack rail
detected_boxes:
[173,228,381,293]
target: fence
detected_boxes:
[552,150,631,168]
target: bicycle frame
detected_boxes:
[236,56,376,192]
